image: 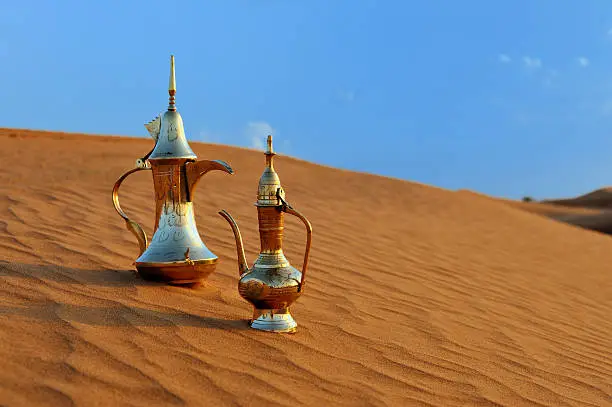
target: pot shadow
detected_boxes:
[0,303,251,330]
[0,260,251,331]
[1,260,195,288]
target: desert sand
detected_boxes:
[0,127,611,407]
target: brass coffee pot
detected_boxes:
[112,55,234,285]
[219,136,312,333]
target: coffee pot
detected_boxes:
[112,55,234,285]
[219,135,312,333]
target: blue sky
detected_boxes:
[2,1,612,199]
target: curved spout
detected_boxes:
[185,159,234,200]
[218,210,250,276]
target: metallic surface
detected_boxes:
[256,136,286,206]
[144,116,161,142]
[219,135,313,333]
[148,110,197,161]
[112,55,234,285]
[112,167,151,256]
[148,55,197,161]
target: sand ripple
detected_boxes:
[0,129,611,406]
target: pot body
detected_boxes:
[135,159,218,285]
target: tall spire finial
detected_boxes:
[168,55,176,111]
[265,135,276,168]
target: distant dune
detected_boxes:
[542,188,612,209]
[457,188,612,235]
[0,128,611,406]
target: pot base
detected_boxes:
[250,308,297,333]
[135,260,216,286]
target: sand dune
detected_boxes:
[456,189,602,217]
[532,189,612,234]
[1,128,611,406]
[541,188,612,210]
[458,189,612,235]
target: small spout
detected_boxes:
[218,210,250,276]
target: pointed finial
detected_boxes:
[168,55,176,111]
[264,135,276,168]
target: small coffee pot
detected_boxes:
[112,55,234,285]
[219,135,312,333]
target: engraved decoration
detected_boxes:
[167,122,178,141]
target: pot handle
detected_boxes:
[112,166,151,256]
[278,191,312,293]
